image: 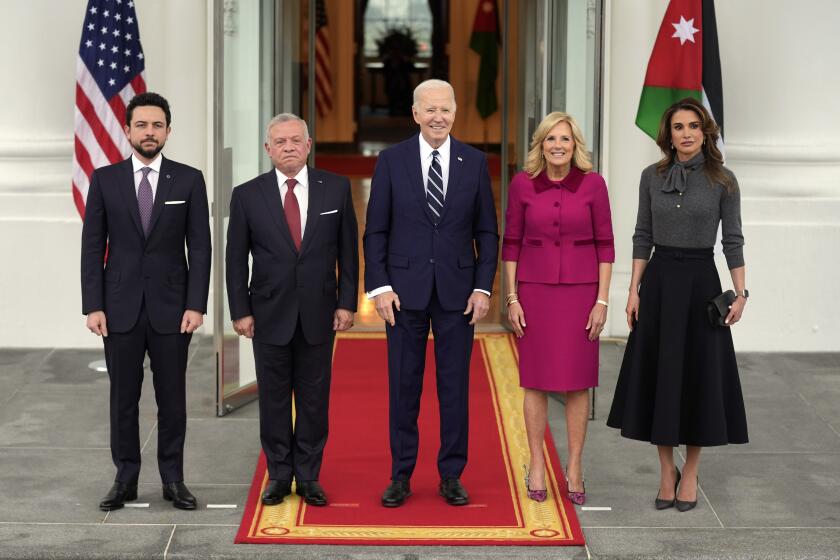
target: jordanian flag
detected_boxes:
[469,0,500,119]
[636,0,724,143]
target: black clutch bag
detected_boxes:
[707,290,737,327]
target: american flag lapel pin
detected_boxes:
[457,156,463,162]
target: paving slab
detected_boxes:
[0,523,172,560]
[583,527,840,559]
[139,417,260,485]
[697,452,840,528]
[0,390,154,449]
[0,448,111,523]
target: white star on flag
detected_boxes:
[671,15,699,45]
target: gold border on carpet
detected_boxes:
[245,333,577,542]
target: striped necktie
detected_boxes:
[426,150,444,223]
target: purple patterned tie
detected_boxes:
[137,167,153,236]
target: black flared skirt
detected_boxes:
[607,246,748,447]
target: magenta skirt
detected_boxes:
[516,282,599,392]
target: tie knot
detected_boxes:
[431,150,440,159]
[286,178,298,191]
[141,167,152,178]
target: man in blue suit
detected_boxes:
[364,79,499,507]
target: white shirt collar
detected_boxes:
[419,134,451,162]
[131,153,163,174]
[275,166,309,189]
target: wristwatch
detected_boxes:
[736,289,749,299]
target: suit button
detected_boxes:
[553,221,559,226]
[554,241,560,246]
[554,202,560,207]
[430,258,435,264]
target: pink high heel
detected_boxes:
[566,477,586,505]
[524,466,547,503]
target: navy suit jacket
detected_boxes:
[81,156,212,334]
[364,135,499,311]
[225,167,359,346]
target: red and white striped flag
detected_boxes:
[73,0,147,219]
[314,0,332,117]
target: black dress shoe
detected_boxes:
[439,478,469,506]
[296,480,328,506]
[381,480,411,508]
[262,479,292,506]
[162,481,197,510]
[655,467,681,510]
[99,481,138,511]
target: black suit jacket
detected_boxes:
[225,167,359,346]
[81,156,212,334]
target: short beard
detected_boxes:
[132,140,164,160]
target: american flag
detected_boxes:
[73,0,146,219]
[314,0,332,117]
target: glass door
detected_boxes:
[212,0,313,416]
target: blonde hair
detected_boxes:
[523,112,592,178]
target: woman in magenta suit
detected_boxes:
[502,112,614,504]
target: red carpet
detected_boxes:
[235,333,584,546]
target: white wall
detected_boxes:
[0,0,210,348]
[604,0,840,351]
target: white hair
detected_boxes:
[412,79,456,110]
[265,113,309,143]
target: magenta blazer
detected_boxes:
[502,167,615,284]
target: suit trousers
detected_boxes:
[386,286,474,480]
[253,319,335,482]
[102,303,191,484]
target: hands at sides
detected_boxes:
[233,315,255,338]
[625,290,640,331]
[586,302,607,342]
[87,311,108,337]
[724,296,746,326]
[464,292,490,326]
[333,308,355,331]
[181,310,204,334]
[374,291,401,327]
[507,301,526,337]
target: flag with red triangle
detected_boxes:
[636,0,724,144]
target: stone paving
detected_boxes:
[0,336,839,559]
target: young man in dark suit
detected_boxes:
[81,92,211,511]
[364,80,499,507]
[225,114,358,507]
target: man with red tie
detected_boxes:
[225,114,359,507]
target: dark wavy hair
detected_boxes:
[126,92,171,127]
[655,97,735,193]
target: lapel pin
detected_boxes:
[457,156,463,162]
[166,174,171,179]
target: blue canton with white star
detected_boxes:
[78,0,145,99]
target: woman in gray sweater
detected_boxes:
[607,98,749,512]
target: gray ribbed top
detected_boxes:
[632,154,745,269]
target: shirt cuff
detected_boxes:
[366,285,393,299]
[473,289,491,297]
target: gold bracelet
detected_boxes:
[596,299,609,307]
[507,299,519,307]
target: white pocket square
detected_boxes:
[320,209,338,215]
[164,200,186,205]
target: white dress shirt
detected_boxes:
[275,166,309,237]
[366,135,490,299]
[132,153,162,199]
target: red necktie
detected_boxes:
[284,178,302,251]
